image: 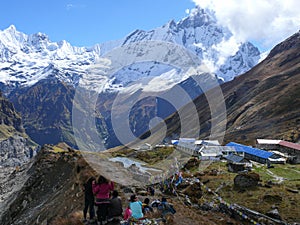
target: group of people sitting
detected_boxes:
[124,195,176,224]
[82,175,176,225]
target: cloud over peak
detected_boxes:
[192,0,300,49]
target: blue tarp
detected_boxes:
[226,142,273,159]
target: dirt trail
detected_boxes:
[266,169,285,183]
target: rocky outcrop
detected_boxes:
[0,145,93,225]
[0,163,32,221]
[0,91,24,136]
[0,92,35,167]
[0,135,33,167]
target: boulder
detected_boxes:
[234,172,260,188]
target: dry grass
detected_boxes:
[135,147,174,164]
[50,211,83,225]
[52,146,68,153]
[199,162,300,223]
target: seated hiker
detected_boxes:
[92,175,114,224]
[142,198,153,215]
[82,176,96,222]
[124,205,132,220]
[108,190,123,221]
[158,197,176,217]
[122,205,132,225]
[129,194,144,220]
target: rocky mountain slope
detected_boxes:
[148,30,300,145]
[0,144,90,225]
[0,91,24,139]
[8,79,76,146]
[222,30,300,143]
[0,91,34,166]
[0,144,241,225]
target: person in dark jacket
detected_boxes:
[108,190,123,221]
[83,176,96,222]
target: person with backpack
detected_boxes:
[82,176,96,223]
[92,175,114,224]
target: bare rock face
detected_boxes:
[0,135,32,167]
[0,91,35,167]
[0,145,87,225]
[234,172,260,188]
[0,92,24,133]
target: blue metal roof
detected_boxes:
[224,154,244,163]
[226,142,273,159]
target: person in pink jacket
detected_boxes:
[92,175,114,224]
[123,205,132,221]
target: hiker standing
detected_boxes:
[83,176,96,222]
[92,175,114,224]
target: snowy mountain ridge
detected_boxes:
[0,7,261,93]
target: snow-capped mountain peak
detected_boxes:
[178,7,214,28]
[0,25,27,53]
[0,7,261,93]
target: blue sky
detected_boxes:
[1,1,299,51]
[0,0,195,47]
